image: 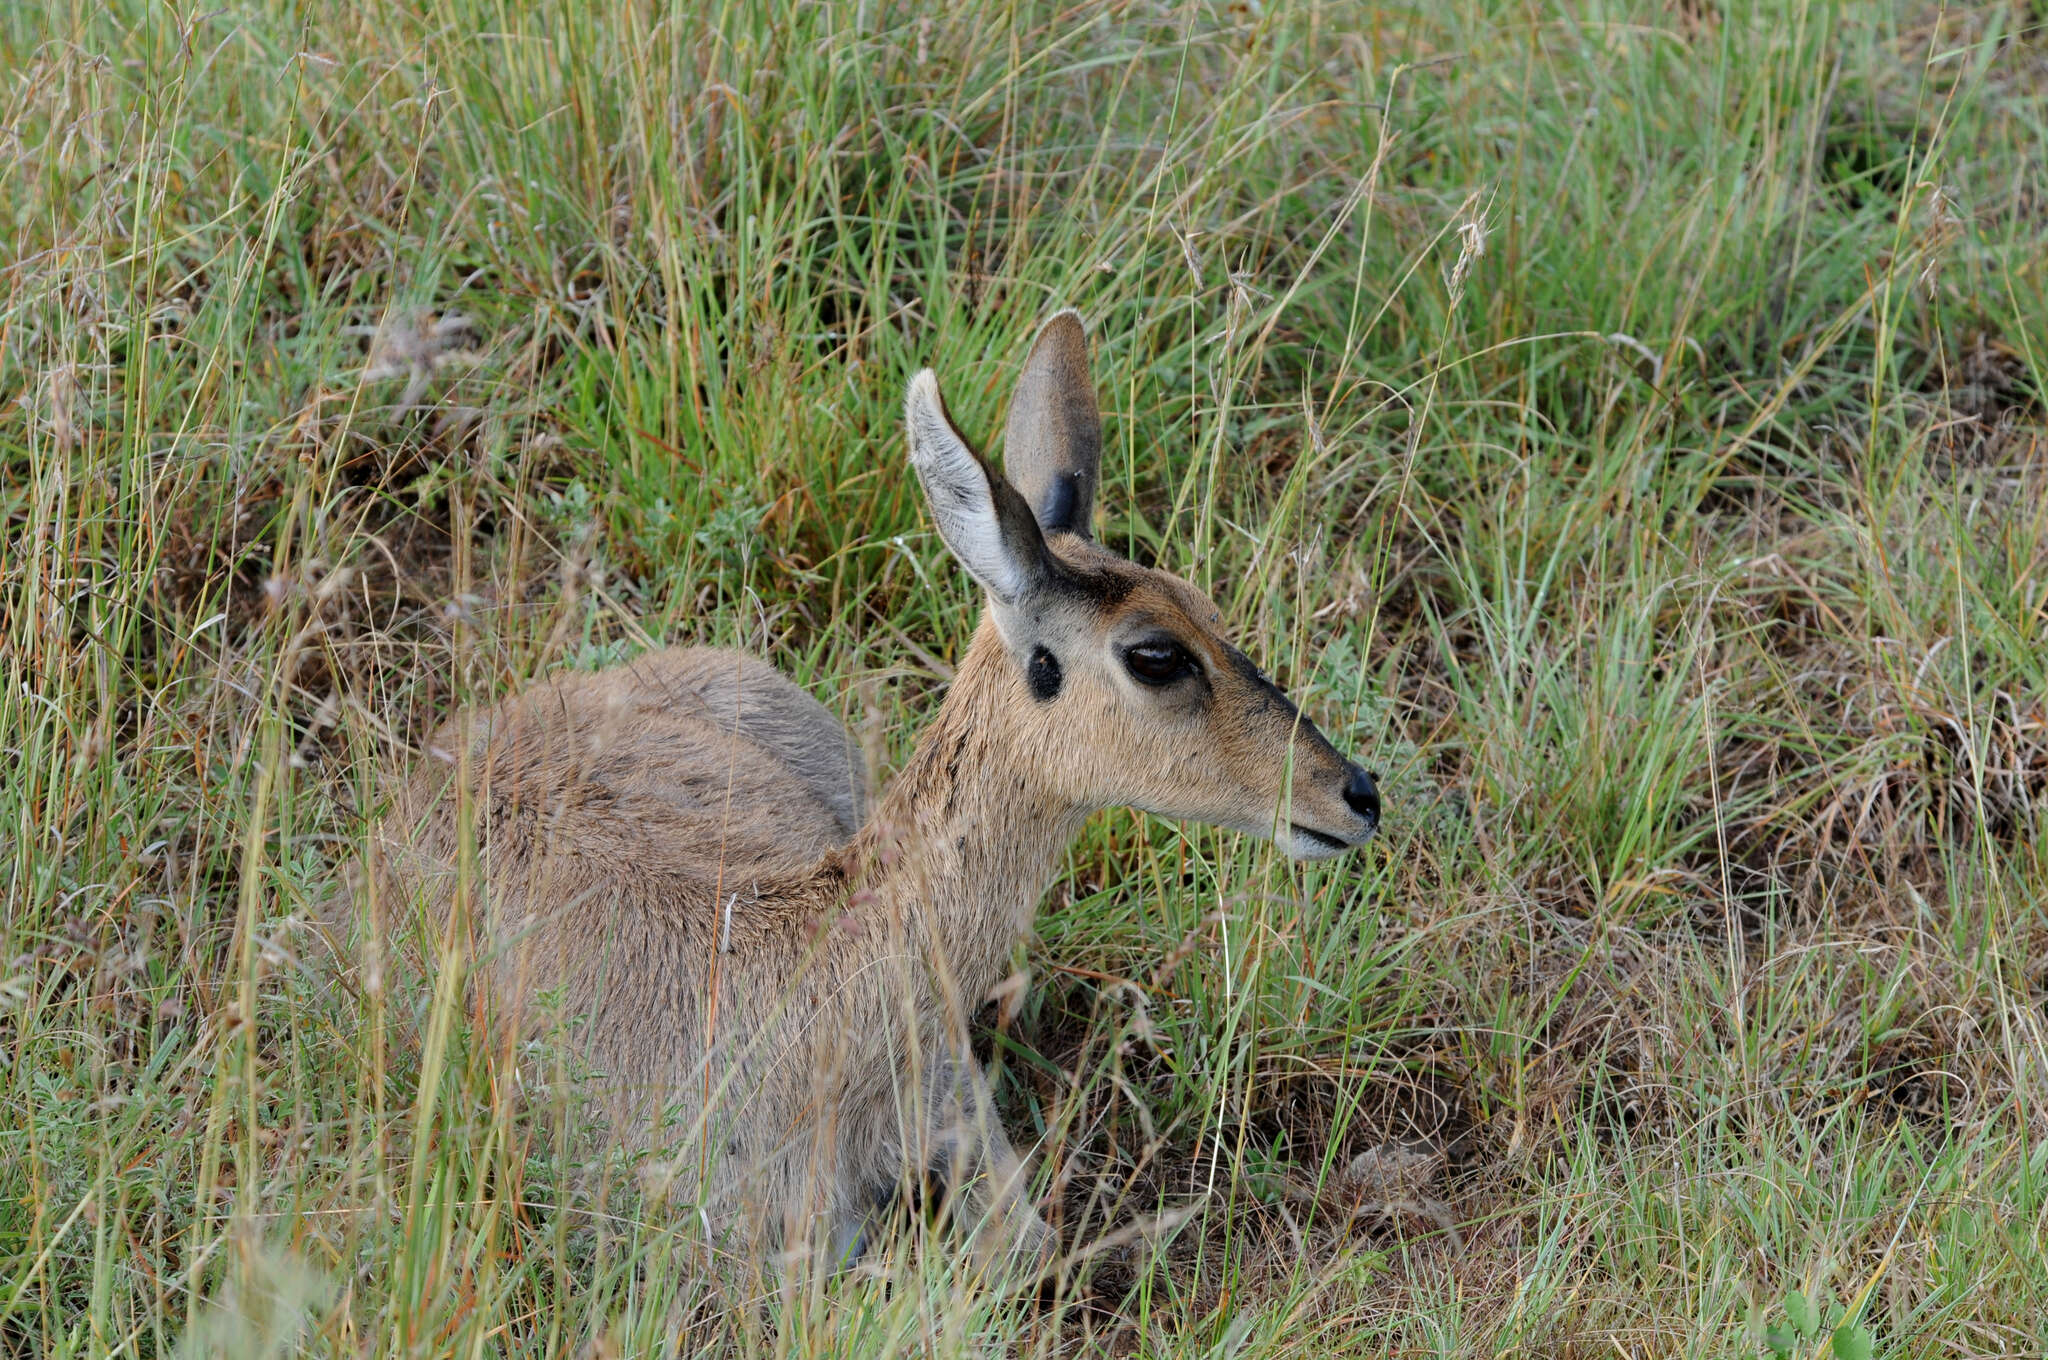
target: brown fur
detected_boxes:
[370,312,1377,1274]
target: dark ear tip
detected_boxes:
[1037,308,1087,348]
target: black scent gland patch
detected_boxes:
[1027,645,1063,702]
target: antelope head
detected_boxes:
[905,311,1379,859]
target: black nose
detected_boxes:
[1343,766,1380,824]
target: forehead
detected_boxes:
[1046,535,1224,632]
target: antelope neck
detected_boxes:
[838,624,1083,999]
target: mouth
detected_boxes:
[1287,822,1365,860]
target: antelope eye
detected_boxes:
[1122,640,1196,687]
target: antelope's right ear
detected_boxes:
[1003,309,1101,537]
[905,369,1053,607]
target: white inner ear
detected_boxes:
[905,369,1035,605]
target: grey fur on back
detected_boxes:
[619,647,867,840]
[414,645,866,855]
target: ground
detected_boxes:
[3,1,2047,1356]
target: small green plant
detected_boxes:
[1762,1288,1875,1360]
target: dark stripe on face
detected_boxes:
[1225,646,1308,725]
[1038,543,1136,608]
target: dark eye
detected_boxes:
[1123,640,1196,687]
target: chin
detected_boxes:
[1281,823,1364,861]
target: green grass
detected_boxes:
[5,0,2047,1354]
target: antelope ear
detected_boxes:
[1002,309,1101,538]
[905,369,1053,606]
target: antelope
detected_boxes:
[372,311,1380,1277]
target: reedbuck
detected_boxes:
[374,311,1380,1275]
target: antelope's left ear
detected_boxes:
[1003,309,1101,538]
[905,369,1054,607]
